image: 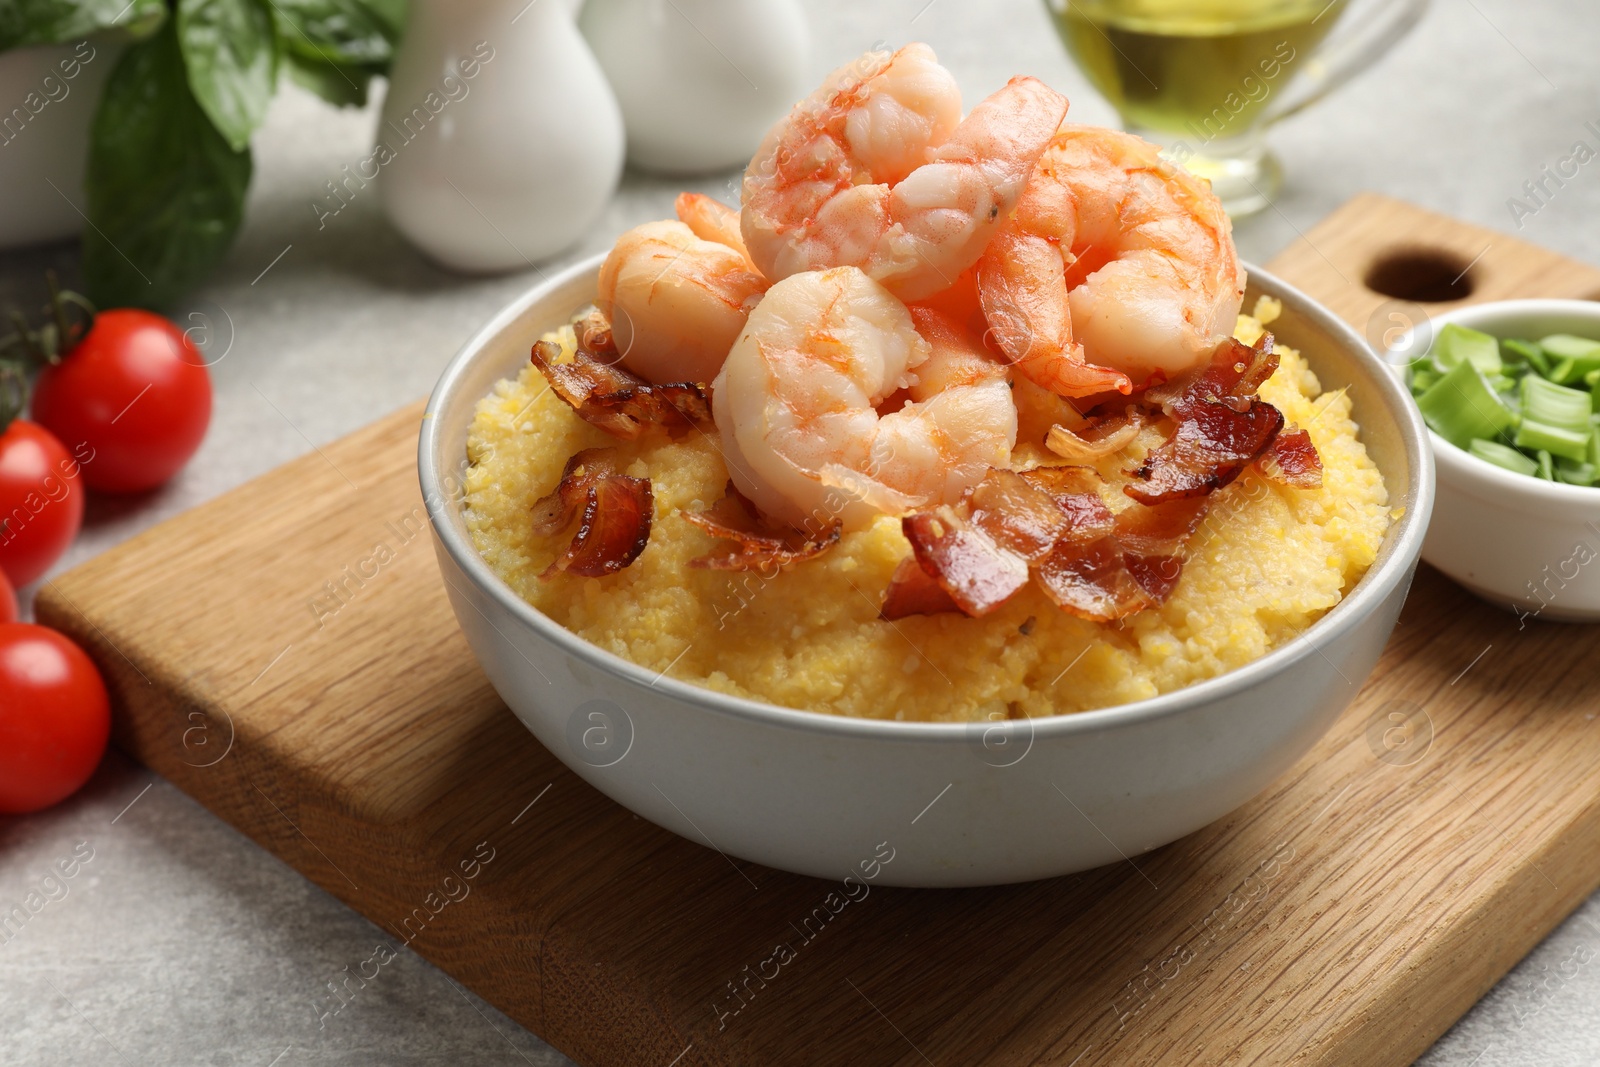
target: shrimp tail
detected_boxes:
[977,230,1131,397]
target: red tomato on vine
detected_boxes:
[0,623,111,813]
[0,418,84,588]
[32,308,213,493]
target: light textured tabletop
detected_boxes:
[4,0,1600,1063]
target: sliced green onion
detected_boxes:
[1504,338,1553,376]
[1523,374,1592,428]
[1539,333,1600,361]
[1542,335,1600,385]
[1470,439,1540,476]
[1550,355,1600,384]
[1409,327,1600,485]
[1516,423,1591,459]
[1416,361,1517,449]
[1515,375,1593,460]
[1556,456,1598,486]
[1433,322,1502,375]
[1406,356,1438,394]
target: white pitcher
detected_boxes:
[0,37,119,251]
[377,0,625,272]
[579,0,808,175]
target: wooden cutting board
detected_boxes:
[38,194,1600,1067]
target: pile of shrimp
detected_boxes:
[589,42,1245,537]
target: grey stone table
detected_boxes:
[3,0,1599,1063]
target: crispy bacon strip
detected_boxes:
[1032,536,1148,620]
[1256,427,1324,489]
[1144,333,1281,412]
[1115,495,1210,595]
[532,338,712,440]
[886,468,1096,619]
[1127,335,1286,505]
[885,466,1212,622]
[881,335,1330,622]
[532,448,653,578]
[1021,467,1140,620]
[899,506,1032,617]
[1027,468,1209,620]
[880,555,962,620]
[685,482,841,571]
[1030,503,1209,619]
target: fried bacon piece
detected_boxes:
[884,471,1054,621]
[531,338,712,440]
[1025,466,1142,619]
[1036,494,1211,618]
[1146,333,1281,411]
[1256,427,1324,489]
[881,335,1328,622]
[888,468,1088,619]
[684,482,841,571]
[880,555,961,619]
[899,506,1032,617]
[1024,467,1209,620]
[1126,335,1290,505]
[532,448,653,578]
[883,466,1212,622]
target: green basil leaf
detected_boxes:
[363,0,406,41]
[271,0,403,67]
[83,21,252,310]
[284,51,377,108]
[176,0,278,152]
[0,0,165,51]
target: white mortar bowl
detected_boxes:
[421,257,1434,887]
[1387,300,1600,622]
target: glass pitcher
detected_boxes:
[1044,0,1431,215]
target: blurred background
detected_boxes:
[2,0,1600,1063]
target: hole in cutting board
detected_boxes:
[1363,248,1476,303]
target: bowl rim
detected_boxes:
[420,256,1434,743]
[1387,298,1600,504]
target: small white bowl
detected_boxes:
[1387,300,1600,622]
[421,257,1432,887]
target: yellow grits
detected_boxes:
[463,297,1391,723]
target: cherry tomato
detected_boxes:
[0,568,15,624]
[0,623,110,813]
[0,419,84,588]
[31,308,213,494]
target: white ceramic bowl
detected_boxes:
[1386,300,1600,622]
[0,37,121,251]
[420,257,1434,887]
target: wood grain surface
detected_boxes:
[37,194,1600,1066]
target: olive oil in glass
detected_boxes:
[1044,0,1349,214]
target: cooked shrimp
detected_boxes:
[907,304,1011,399]
[712,267,1017,530]
[596,219,767,385]
[675,192,754,266]
[740,44,1068,303]
[977,124,1243,395]
[909,265,985,338]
